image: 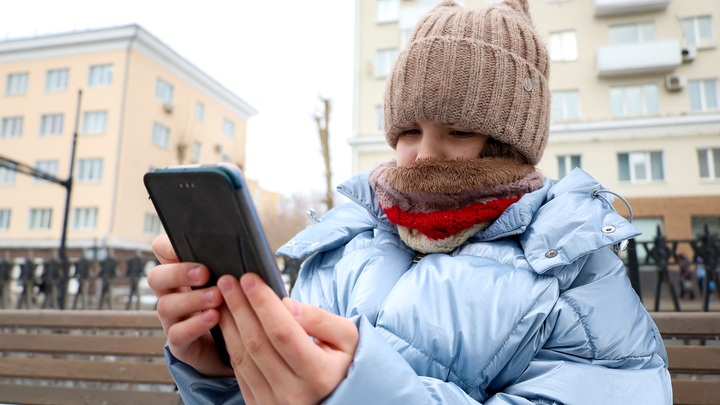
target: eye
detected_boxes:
[400,129,421,136]
[450,130,475,138]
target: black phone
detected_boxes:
[143,163,287,368]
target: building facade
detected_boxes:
[0,25,257,258]
[350,0,720,245]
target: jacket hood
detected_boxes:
[277,168,639,274]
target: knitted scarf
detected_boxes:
[369,157,545,253]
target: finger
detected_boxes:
[152,235,178,264]
[283,297,359,356]
[147,263,210,296]
[219,275,297,386]
[238,273,321,372]
[217,304,274,404]
[235,371,256,405]
[157,286,223,327]
[166,309,219,351]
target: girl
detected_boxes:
[149,1,673,403]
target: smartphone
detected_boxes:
[144,163,287,368]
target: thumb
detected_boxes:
[283,298,358,355]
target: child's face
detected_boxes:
[395,121,489,167]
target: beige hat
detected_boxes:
[383,0,551,165]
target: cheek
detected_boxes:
[395,139,415,167]
[450,137,488,159]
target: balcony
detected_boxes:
[594,0,671,17]
[596,39,681,77]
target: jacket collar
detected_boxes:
[278,168,639,274]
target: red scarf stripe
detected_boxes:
[382,197,519,240]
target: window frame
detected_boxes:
[81,111,108,135]
[39,113,64,136]
[28,208,52,230]
[608,21,655,45]
[1,116,23,138]
[223,118,234,138]
[33,160,59,184]
[697,147,720,181]
[548,30,578,62]
[551,89,581,121]
[376,48,400,78]
[688,78,719,112]
[5,72,29,96]
[617,151,665,183]
[610,83,661,118]
[88,64,114,87]
[76,158,103,183]
[682,15,715,48]
[0,209,9,230]
[45,68,69,92]
[152,122,170,148]
[71,207,98,231]
[156,78,174,104]
[0,165,16,185]
[557,154,582,179]
[192,141,202,163]
[196,102,204,122]
[376,0,399,24]
[144,212,163,234]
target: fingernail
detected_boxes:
[218,280,232,295]
[203,290,214,303]
[288,299,301,318]
[189,267,200,282]
[201,310,213,323]
[240,275,256,293]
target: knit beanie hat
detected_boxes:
[383,0,551,165]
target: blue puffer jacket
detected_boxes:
[166,168,673,405]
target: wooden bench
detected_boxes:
[0,310,180,405]
[651,312,720,405]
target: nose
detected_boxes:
[416,129,445,160]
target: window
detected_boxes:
[0,165,16,185]
[223,118,234,137]
[156,78,174,103]
[557,155,581,179]
[192,141,202,163]
[72,207,98,230]
[28,208,52,230]
[551,90,580,121]
[608,22,655,45]
[548,30,577,62]
[88,64,113,86]
[376,48,399,78]
[697,148,720,180]
[376,0,399,23]
[376,106,383,131]
[45,69,68,92]
[1,117,23,138]
[220,154,232,163]
[682,15,715,48]
[6,73,28,95]
[77,158,103,182]
[692,216,720,238]
[152,122,170,148]
[610,84,660,117]
[617,151,664,182]
[39,114,63,136]
[34,160,59,183]
[401,29,413,49]
[196,102,204,122]
[0,209,9,230]
[631,217,664,263]
[81,111,108,134]
[144,213,163,234]
[689,79,719,112]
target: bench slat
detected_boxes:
[673,380,720,405]
[651,313,720,339]
[0,384,180,405]
[667,346,720,374]
[0,357,174,384]
[0,310,163,329]
[1,334,167,356]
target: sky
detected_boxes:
[1,0,357,197]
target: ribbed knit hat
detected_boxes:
[383,0,551,165]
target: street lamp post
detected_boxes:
[0,89,82,309]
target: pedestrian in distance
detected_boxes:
[148,1,672,404]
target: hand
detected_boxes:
[148,235,233,377]
[218,273,358,405]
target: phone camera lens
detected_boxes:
[191,183,195,188]
[179,184,183,188]
[185,183,189,188]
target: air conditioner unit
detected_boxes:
[665,74,686,91]
[163,102,174,114]
[214,143,223,154]
[681,46,697,63]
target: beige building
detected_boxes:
[350,0,720,244]
[0,25,257,258]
